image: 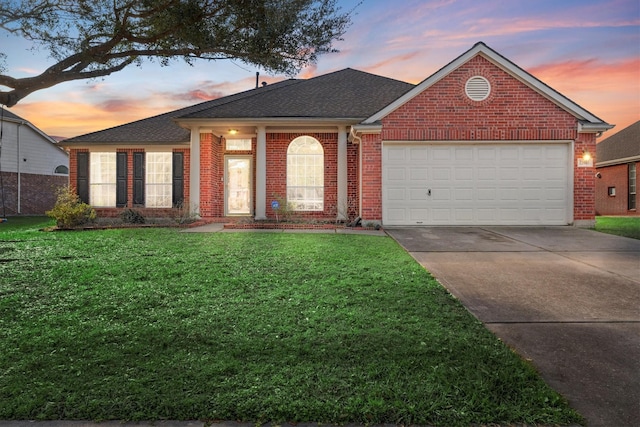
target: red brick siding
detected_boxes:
[0,171,67,215]
[574,133,597,220]
[595,163,639,216]
[68,148,88,195]
[264,133,339,220]
[360,133,382,221]
[382,56,577,142]
[364,54,593,223]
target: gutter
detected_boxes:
[578,121,615,137]
[596,155,640,168]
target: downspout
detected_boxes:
[348,127,363,217]
[17,121,23,214]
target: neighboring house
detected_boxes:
[595,120,639,216]
[61,42,613,227]
[0,108,69,215]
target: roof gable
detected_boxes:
[596,120,640,166]
[364,42,612,132]
[1,106,62,149]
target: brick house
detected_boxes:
[0,108,69,215]
[61,42,613,226]
[595,120,639,216]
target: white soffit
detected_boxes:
[363,42,609,126]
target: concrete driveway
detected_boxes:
[386,226,640,427]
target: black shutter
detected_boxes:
[172,152,184,207]
[116,152,127,207]
[76,152,89,204]
[133,152,145,206]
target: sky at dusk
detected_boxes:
[1,0,639,141]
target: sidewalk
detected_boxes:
[181,222,387,236]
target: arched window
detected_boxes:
[54,165,69,174]
[287,136,324,211]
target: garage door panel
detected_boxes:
[386,147,406,161]
[382,143,570,226]
[432,147,452,160]
[432,168,450,180]
[478,167,497,180]
[386,208,407,222]
[410,168,428,181]
[454,188,473,200]
[409,147,428,161]
[409,188,428,201]
[477,188,496,200]
[500,167,520,180]
[432,188,451,201]
[478,148,496,160]
[387,167,406,181]
[387,188,406,201]
[409,209,429,222]
[455,168,474,180]
[432,208,452,222]
[500,148,519,160]
[546,188,565,200]
[477,208,497,221]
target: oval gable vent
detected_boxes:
[465,76,491,101]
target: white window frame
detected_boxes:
[146,152,173,208]
[287,136,324,211]
[226,138,252,151]
[89,152,116,207]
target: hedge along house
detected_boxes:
[61,42,613,226]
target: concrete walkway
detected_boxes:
[181,222,387,236]
[386,226,640,427]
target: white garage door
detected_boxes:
[382,143,570,226]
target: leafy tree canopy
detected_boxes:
[0,0,353,107]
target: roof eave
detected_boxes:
[597,155,640,168]
[578,121,616,134]
[174,116,364,133]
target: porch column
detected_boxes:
[337,125,348,220]
[255,125,267,219]
[189,127,201,216]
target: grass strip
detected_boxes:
[595,216,640,239]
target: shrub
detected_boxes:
[46,186,96,229]
[120,209,145,224]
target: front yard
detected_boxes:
[0,218,581,426]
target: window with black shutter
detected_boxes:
[172,152,184,207]
[76,152,89,204]
[133,152,145,206]
[116,152,127,207]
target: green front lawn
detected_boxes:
[0,219,581,426]
[595,216,640,239]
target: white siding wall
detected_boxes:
[0,120,69,175]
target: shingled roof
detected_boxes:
[596,120,640,166]
[62,69,414,145]
[1,107,23,122]
[180,68,414,119]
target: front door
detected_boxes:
[225,156,252,215]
